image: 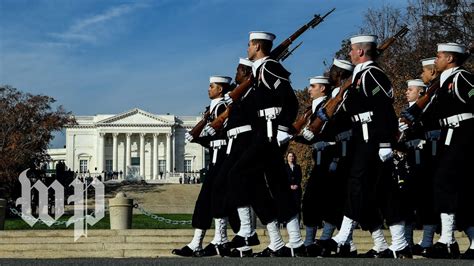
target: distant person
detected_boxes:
[285,152,302,221]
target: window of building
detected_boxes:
[131,157,140,166]
[158,160,166,173]
[184,160,192,173]
[79,160,88,173]
[105,160,113,172]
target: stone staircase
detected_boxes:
[0,229,470,258]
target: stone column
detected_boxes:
[98,133,105,173]
[112,133,118,173]
[166,133,171,174]
[153,133,159,180]
[172,129,176,173]
[125,133,132,178]
[140,133,145,179]
[71,134,76,171]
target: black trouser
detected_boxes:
[344,138,403,231]
[323,141,353,228]
[302,146,335,227]
[192,146,227,230]
[227,128,297,225]
[404,146,439,226]
[433,121,474,231]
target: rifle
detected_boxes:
[189,109,211,140]
[188,82,238,139]
[292,96,312,133]
[305,25,410,135]
[271,8,335,60]
[209,9,336,131]
[278,41,303,62]
[376,25,409,54]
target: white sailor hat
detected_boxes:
[437,43,466,54]
[210,75,232,84]
[249,31,276,41]
[239,58,253,67]
[350,34,377,45]
[407,79,426,88]
[421,57,436,67]
[309,76,330,85]
[333,58,354,71]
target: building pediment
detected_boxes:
[96,108,174,126]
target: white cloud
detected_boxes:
[51,3,148,44]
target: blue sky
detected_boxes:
[0,0,408,147]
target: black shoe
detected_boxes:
[306,243,323,257]
[358,249,384,258]
[285,245,307,257]
[172,245,196,257]
[253,247,279,257]
[228,248,253,257]
[193,242,231,257]
[230,233,260,249]
[461,248,474,260]
[216,242,232,257]
[253,246,292,257]
[335,244,358,258]
[426,242,460,259]
[318,239,338,257]
[412,244,430,257]
[193,243,218,257]
[378,246,413,259]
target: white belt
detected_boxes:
[210,139,227,164]
[335,130,352,141]
[405,139,426,165]
[439,113,474,146]
[258,107,282,141]
[351,111,373,142]
[425,129,441,156]
[226,125,252,154]
[425,129,441,140]
[335,129,352,157]
[210,139,227,147]
[312,141,335,165]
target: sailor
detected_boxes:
[397,78,426,252]
[210,57,258,257]
[426,43,474,260]
[173,75,232,257]
[295,76,332,255]
[319,34,411,258]
[226,31,305,257]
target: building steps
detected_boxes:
[0,229,470,258]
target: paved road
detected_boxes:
[0,258,472,265]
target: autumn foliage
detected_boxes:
[0,85,76,198]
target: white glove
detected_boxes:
[378,147,393,162]
[223,92,233,105]
[185,132,194,142]
[203,124,216,136]
[276,130,292,146]
[302,127,315,141]
[398,119,409,132]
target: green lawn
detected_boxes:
[4,214,193,230]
